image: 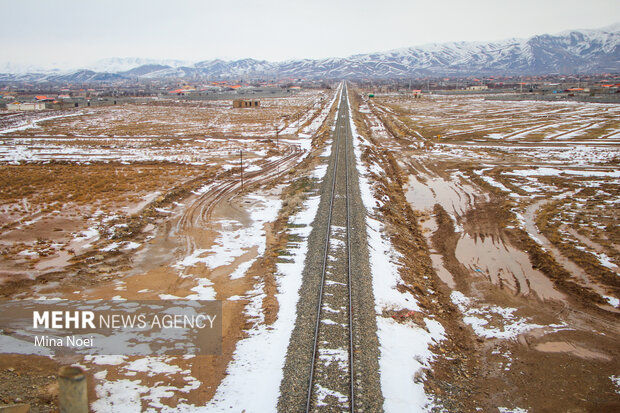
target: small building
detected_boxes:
[7,102,46,111]
[168,88,190,96]
[466,85,489,91]
[412,89,422,98]
[233,99,260,108]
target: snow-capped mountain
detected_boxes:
[1,25,618,82]
[0,62,49,74]
[87,57,192,73]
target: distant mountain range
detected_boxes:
[1,25,618,82]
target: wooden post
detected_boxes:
[58,366,88,413]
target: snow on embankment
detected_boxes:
[346,92,445,412]
[202,152,330,412]
[201,88,341,411]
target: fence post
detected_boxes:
[58,366,88,413]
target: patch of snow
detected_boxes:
[314,384,348,408]
[92,376,148,413]
[312,164,328,179]
[123,242,141,251]
[611,375,620,394]
[376,317,445,411]
[85,355,127,365]
[504,167,620,178]
[604,295,619,307]
[594,252,617,271]
[318,347,348,370]
[174,195,281,280]
[451,291,566,339]
[91,360,200,413]
[474,169,511,192]
[498,408,529,413]
[0,113,82,135]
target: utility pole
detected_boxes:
[240,150,243,191]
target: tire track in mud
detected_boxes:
[176,143,304,255]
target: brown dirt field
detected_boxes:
[370,93,620,144]
[0,162,217,295]
[0,354,61,412]
[3,92,326,140]
[350,88,620,412]
[0,89,338,411]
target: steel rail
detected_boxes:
[305,84,355,412]
[344,86,355,413]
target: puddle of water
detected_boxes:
[419,214,438,234]
[430,253,455,289]
[566,228,605,253]
[0,271,34,286]
[405,174,481,216]
[124,192,161,215]
[405,175,439,211]
[34,249,74,271]
[420,216,456,289]
[68,192,272,301]
[211,198,252,227]
[534,341,611,361]
[455,232,564,301]
[405,172,487,289]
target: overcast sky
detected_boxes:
[1,0,619,69]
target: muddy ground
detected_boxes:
[0,87,618,412]
[0,89,337,412]
[351,90,619,411]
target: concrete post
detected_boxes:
[58,366,88,413]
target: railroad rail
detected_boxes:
[305,84,356,412]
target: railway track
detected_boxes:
[304,85,357,412]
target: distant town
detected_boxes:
[2,73,618,112]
